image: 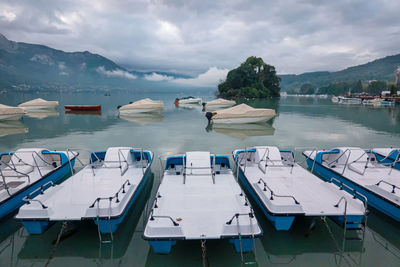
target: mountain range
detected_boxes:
[1,33,399,91]
[279,54,400,90]
[0,33,188,91]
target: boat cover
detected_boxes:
[119,98,164,110]
[0,104,26,115]
[212,104,275,119]
[18,98,59,108]
[206,98,236,106]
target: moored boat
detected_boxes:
[18,98,59,110]
[233,146,366,231]
[16,147,152,239]
[64,105,101,111]
[0,104,26,121]
[0,148,77,220]
[303,147,400,222]
[118,98,163,115]
[362,98,381,106]
[338,97,362,104]
[203,98,236,110]
[206,104,276,124]
[174,96,202,105]
[143,151,262,254]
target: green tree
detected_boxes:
[390,84,397,95]
[218,56,281,98]
[300,83,315,94]
[367,81,387,94]
[350,80,363,93]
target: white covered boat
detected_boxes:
[175,96,202,105]
[18,98,59,110]
[233,146,366,231]
[143,151,262,254]
[119,98,164,115]
[203,98,236,110]
[16,147,153,240]
[362,98,381,106]
[331,96,339,103]
[206,104,276,124]
[0,104,26,120]
[338,97,362,104]
[303,147,400,222]
[0,148,77,219]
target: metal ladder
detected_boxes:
[95,199,113,244]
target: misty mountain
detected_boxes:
[0,33,190,90]
[279,54,400,90]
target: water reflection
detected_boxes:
[0,121,28,137]
[119,114,164,125]
[25,110,59,119]
[206,122,275,140]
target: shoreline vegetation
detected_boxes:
[217,56,281,99]
[286,80,399,96]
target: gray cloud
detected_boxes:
[1,0,400,75]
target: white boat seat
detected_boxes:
[346,148,369,175]
[1,165,34,177]
[254,146,283,166]
[103,147,133,175]
[185,151,211,175]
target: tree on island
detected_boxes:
[218,56,281,98]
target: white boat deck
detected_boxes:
[16,147,151,221]
[144,151,261,240]
[236,147,365,217]
[304,147,400,204]
[0,149,75,203]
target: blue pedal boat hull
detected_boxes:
[1,157,76,221]
[306,158,400,222]
[237,167,296,231]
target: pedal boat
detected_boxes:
[143,151,262,254]
[233,146,366,231]
[303,147,400,221]
[18,98,59,111]
[0,148,77,220]
[16,147,152,238]
[118,98,164,115]
[370,148,399,170]
[206,104,276,124]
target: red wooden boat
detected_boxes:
[64,105,101,111]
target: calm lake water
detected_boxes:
[0,90,399,266]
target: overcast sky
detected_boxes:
[1,0,400,77]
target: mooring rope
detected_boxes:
[45,221,67,267]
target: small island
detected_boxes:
[217,56,281,98]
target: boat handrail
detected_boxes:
[294,146,318,173]
[330,178,368,211]
[257,178,300,205]
[89,179,132,208]
[325,148,351,167]
[375,180,400,194]
[149,210,179,226]
[22,181,55,209]
[0,159,30,183]
[225,212,254,225]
